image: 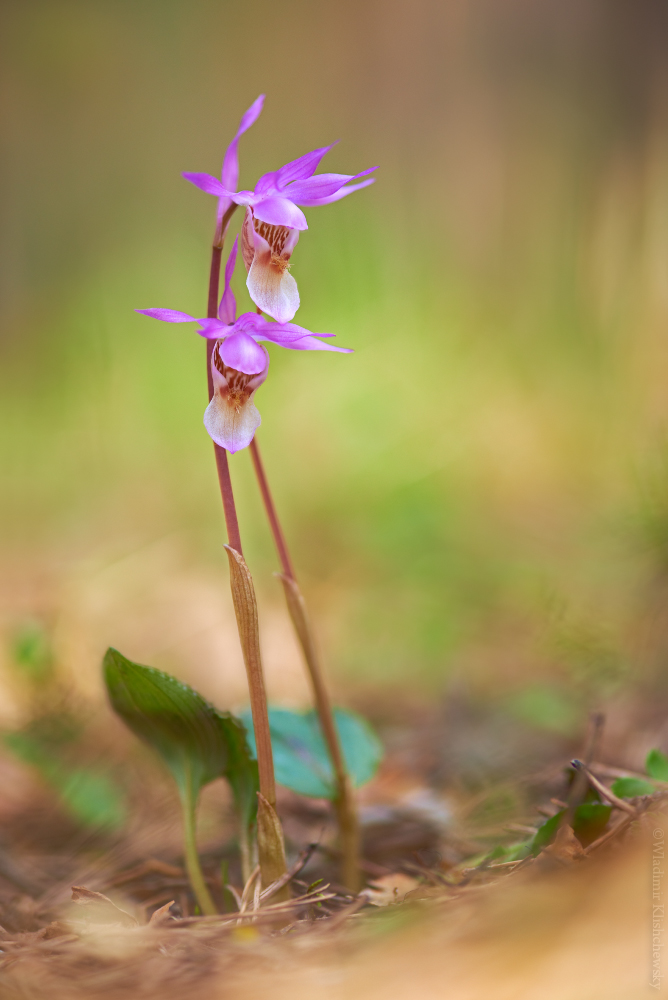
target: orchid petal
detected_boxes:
[196,318,227,339]
[136,308,197,323]
[296,176,376,206]
[218,237,238,324]
[204,394,262,454]
[276,143,338,187]
[221,95,265,193]
[228,189,256,205]
[182,173,226,196]
[286,167,378,204]
[254,171,279,196]
[219,331,267,374]
[245,230,300,323]
[251,197,308,230]
[283,336,353,353]
[238,314,335,343]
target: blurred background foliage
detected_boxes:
[2,0,668,746]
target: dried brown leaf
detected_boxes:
[366,873,419,905]
[148,901,175,926]
[542,824,585,863]
[70,886,138,927]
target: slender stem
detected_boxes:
[211,425,243,553]
[249,437,361,891]
[207,205,242,553]
[205,217,286,891]
[249,438,295,579]
[181,778,217,916]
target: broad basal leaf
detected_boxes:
[103,648,257,823]
[646,748,668,782]
[611,776,655,798]
[241,706,383,799]
[530,802,611,855]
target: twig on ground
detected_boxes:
[583,814,635,855]
[259,842,318,904]
[570,760,637,815]
[238,865,261,916]
[563,713,605,829]
[590,762,668,787]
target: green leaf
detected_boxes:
[530,811,563,854]
[573,802,611,846]
[487,842,531,864]
[530,802,612,855]
[11,621,53,682]
[241,706,383,799]
[219,710,259,835]
[505,685,580,736]
[611,776,655,798]
[647,749,668,782]
[58,769,127,830]
[4,731,126,831]
[103,648,257,822]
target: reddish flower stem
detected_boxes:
[248,439,295,580]
[206,206,242,553]
[249,437,361,891]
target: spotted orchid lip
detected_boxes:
[204,342,269,454]
[241,209,301,323]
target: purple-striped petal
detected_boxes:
[276,143,338,187]
[136,308,197,323]
[251,197,308,230]
[221,95,265,193]
[286,167,378,204]
[182,173,226,196]
[218,237,238,324]
[219,331,267,374]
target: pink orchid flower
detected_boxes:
[137,239,351,454]
[184,125,377,324]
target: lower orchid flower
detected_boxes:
[137,238,351,453]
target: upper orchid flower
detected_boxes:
[184,139,377,323]
[137,239,351,454]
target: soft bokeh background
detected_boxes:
[2,0,668,759]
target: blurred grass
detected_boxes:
[2,0,668,711]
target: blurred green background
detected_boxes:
[2,0,668,736]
